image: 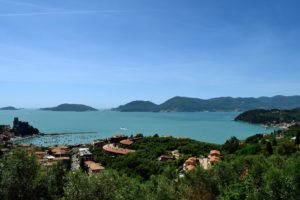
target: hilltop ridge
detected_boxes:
[113,95,300,112]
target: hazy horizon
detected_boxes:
[1,0,300,108]
[1,94,300,109]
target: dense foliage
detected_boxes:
[114,95,300,112]
[235,108,300,124]
[92,137,220,180]
[0,125,300,200]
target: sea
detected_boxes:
[0,110,276,146]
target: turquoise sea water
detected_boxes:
[0,110,276,146]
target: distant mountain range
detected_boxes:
[0,106,19,110]
[41,104,98,112]
[113,95,300,112]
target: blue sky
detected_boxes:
[0,0,300,108]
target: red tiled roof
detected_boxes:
[210,150,221,156]
[209,156,220,162]
[53,157,70,161]
[103,144,135,155]
[186,165,196,171]
[49,145,69,150]
[185,157,197,165]
[120,139,134,145]
[84,161,105,171]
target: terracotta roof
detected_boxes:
[103,144,135,155]
[84,161,105,171]
[35,151,47,155]
[120,139,134,146]
[17,144,31,147]
[209,156,220,162]
[185,157,197,165]
[49,145,69,150]
[186,165,196,171]
[53,157,70,161]
[53,150,69,155]
[210,150,221,156]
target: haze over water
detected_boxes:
[0,110,276,146]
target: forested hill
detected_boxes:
[0,106,19,110]
[41,104,98,112]
[113,95,300,112]
[112,101,158,112]
[235,108,300,124]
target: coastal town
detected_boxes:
[0,118,225,176]
[1,111,300,200]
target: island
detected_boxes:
[0,106,19,110]
[111,101,159,112]
[41,104,98,112]
[113,95,300,112]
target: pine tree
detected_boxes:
[295,131,300,145]
[266,142,273,155]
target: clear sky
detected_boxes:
[0,0,300,108]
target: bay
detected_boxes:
[0,110,276,146]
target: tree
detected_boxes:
[0,149,39,200]
[295,131,300,145]
[143,175,179,200]
[222,136,240,153]
[63,169,142,200]
[263,167,296,200]
[272,137,277,146]
[266,142,273,156]
[278,142,297,155]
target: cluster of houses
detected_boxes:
[22,145,105,173]
[100,134,143,155]
[2,128,223,177]
[35,145,71,167]
[78,147,105,173]
[0,125,14,142]
[181,150,221,173]
[158,149,221,172]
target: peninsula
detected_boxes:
[41,104,98,112]
[235,108,300,127]
[113,95,300,112]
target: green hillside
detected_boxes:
[235,108,300,124]
[112,101,158,112]
[41,104,98,112]
[113,95,300,112]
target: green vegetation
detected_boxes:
[114,95,300,112]
[235,108,300,124]
[1,124,300,199]
[92,136,220,180]
[0,106,18,110]
[41,104,98,112]
[0,149,69,200]
[112,101,159,112]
